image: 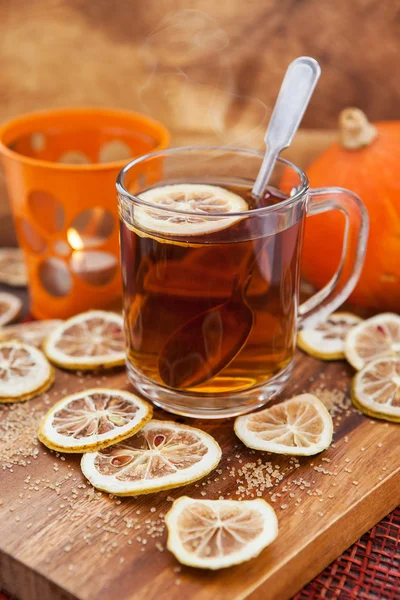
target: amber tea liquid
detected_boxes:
[120,182,304,400]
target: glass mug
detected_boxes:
[117,147,368,418]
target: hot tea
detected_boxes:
[117,147,367,417]
[120,182,304,400]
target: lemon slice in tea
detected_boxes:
[234,394,333,455]
[38,389,152,453]
[352,356,400,423]
[0,292,22,327]
[135,184,248,236]
[345,313,400,370]
[298,312,362,360]
[81,420,222,495]
[44,310,125,370]
[0,320,63,347]
[165,497,278,570]
[0,341,54,403]
[0,248,27,287]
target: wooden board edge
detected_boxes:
[0,551,77,600]
[245,467,400,600]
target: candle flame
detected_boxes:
[67,228,84,250]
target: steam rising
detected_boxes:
[139,10,270,148]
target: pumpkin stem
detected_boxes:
[339,108,377,150]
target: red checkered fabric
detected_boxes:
[1,509,399,599]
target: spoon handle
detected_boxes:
[252,56,321,199]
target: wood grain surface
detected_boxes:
[0,322,399,600]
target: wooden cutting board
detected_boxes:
[0,338,399,600]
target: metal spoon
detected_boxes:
[158,246,264,390]
[158,57,321,390]
[252,56,321,199]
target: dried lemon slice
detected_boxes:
[234,394,333,455]
[135,184,248,236]
[165,497,278,570]
[352,357,400,423]
[0,320,62,347]
[298,312,362,360]
[0,248,27,287]
[38,389,152,453]
[0,292,22,327]
[345,313,400,370]
[44,310,125,370]
[0,341,54,403]
[81,420,222,495]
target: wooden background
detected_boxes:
[0,0,399,243]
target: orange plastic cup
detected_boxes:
[0,107,169,319]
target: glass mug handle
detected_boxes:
[298,187,369,326]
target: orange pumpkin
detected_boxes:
[302,108,400,311]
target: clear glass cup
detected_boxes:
[117,147,368,418]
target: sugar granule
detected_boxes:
[313,386,351,417]
[0,403,45,468]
